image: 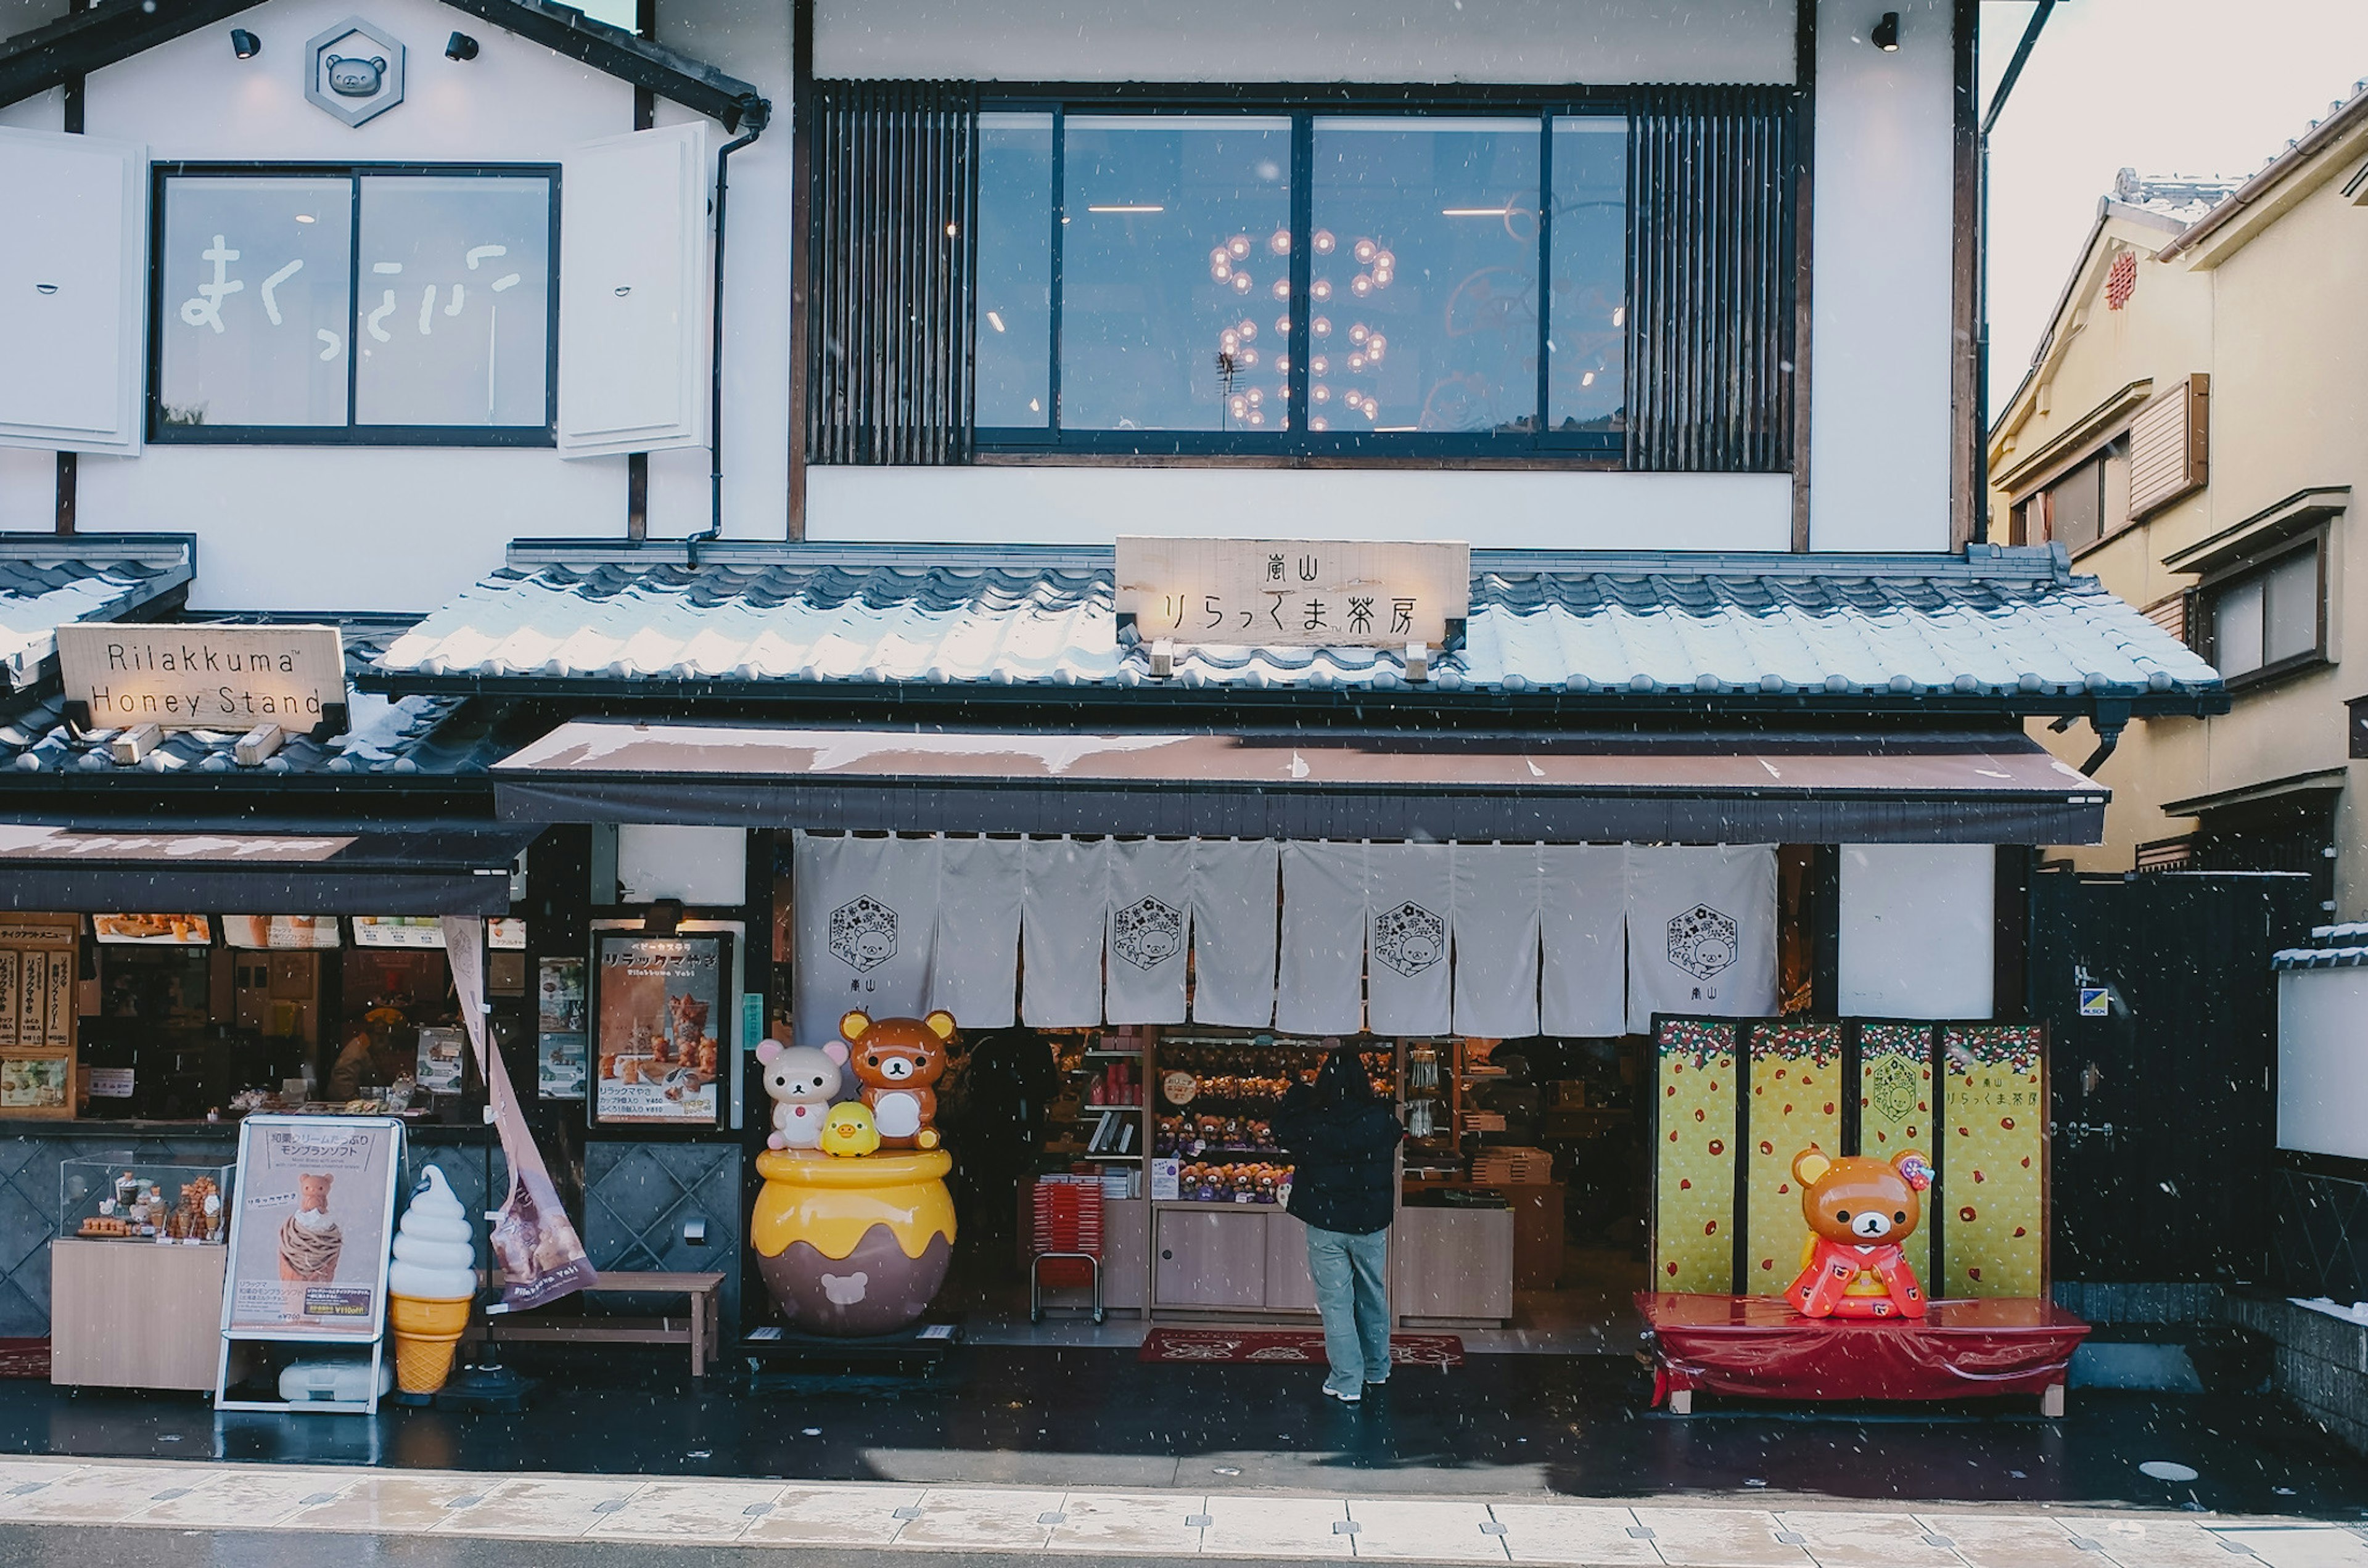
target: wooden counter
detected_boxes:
[51,1239,226,1391]
[1404,1178,1565,1289]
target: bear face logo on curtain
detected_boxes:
[1667,904,1740,980]
[1373,901,1447,977]
[829,897,898,972]
[1112,897,1185,971]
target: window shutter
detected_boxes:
[557,123,711,459]
[805,81,978,465]
[2126,372,2208,519]
[1625,88,1797,473]
[0,128,146,454]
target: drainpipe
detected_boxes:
[688,98,770,566]
[2079,700,2130,777]
[1975,0,2057,542]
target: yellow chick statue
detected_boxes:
[819,1101,881,1158]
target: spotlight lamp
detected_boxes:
[229,27,261,58]
[445,30,479,60]
[1871,11,1900,51]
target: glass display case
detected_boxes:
[60,1156,232,1244]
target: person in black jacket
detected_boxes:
[1273,1045,1405,1404]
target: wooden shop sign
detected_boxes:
[1116,536,1469,648]
[56,623,345,730]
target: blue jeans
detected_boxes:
[1304,1224,1391,1396]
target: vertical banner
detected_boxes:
[793,832,940,1045]
[1651,1018,1740,1294]
[1626,846,1779,1033]
[1939,1024,2047,1300]
[1743,1021,1844,1296]
[1020,837,1108,1027]
[445,916,596,1312]
[931,836,1023,1027]
[1450,844,1542,1040]
[1363,844,1453,1036]
[1539,844,1626,1036]
[1188,839,1279,1027]
[1277,842,1365,1036]
[1106,838,1193,1025]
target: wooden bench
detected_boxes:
[472,1270,725,1377]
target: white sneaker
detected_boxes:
[1322,1384,1363,1405]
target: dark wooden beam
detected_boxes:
[1790,0,1816,552]
[785,0,813,540]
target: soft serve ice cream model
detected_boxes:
[385,1167,479,1395]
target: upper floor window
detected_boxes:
[971,105,1627,458]
[2202,538,2324,686]
[2014,437,2129,554]
[152,165,557,445]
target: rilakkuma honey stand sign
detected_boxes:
[216,1114,406,1413]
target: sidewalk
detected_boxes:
[1,1455,2366,1567]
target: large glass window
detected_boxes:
[1309,118,1538,435]
[975,112,1054,429]
[152,165,558,443]
[971,104,1627,457]
[1060,115,1294,433]
[1547,116,1627,433]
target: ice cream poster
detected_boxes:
[225,1117,402,1337]
[592,933,728,1126]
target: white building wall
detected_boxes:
[2279,967,2368,1161]
[10,0,793,611]
[1836,843,1994,1019]
[814,0,1798,85]
[807,467,1795,551]
[1807,0,1956,552]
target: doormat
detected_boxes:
[0,1339,50,1380]
[1137,1328,1463,1368]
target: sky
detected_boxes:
[1981,0,2368,414]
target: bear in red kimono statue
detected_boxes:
[1785,1147,1933,1320]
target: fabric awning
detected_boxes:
[493,723,2107,845]
[0,824,537,914]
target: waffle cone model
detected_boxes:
[387,1294,472,1394]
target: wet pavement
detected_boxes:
[0,1345,2364,1518]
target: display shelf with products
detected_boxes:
[60,1157,232,1244]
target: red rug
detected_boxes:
[1137,1328,1463,1368]
[0,1340,50,1380]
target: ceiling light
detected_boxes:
[985,310,1007,334]
[1087,204,1164,214]
[229,28,260,58]
[1442,207,1509,217]
[445,31,479,60]
[1872,12,1899,50]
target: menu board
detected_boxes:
[487,919,527,951]
[223,1115,403,1339]
[92,914,212,946]
[0,917,76,1117]
[537,956,587,1100]
[591,932,728,1125]
[351,917,445,950]
[223,916,342,950]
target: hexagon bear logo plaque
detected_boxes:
[305,17,405,127]
[1371,901,1447,977]
[1666,903,1740,980]
[829,897,897,973]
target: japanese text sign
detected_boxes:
[1116,537,1470,648]
[56,623,344,731]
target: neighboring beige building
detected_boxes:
[1987,84,2368,922]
